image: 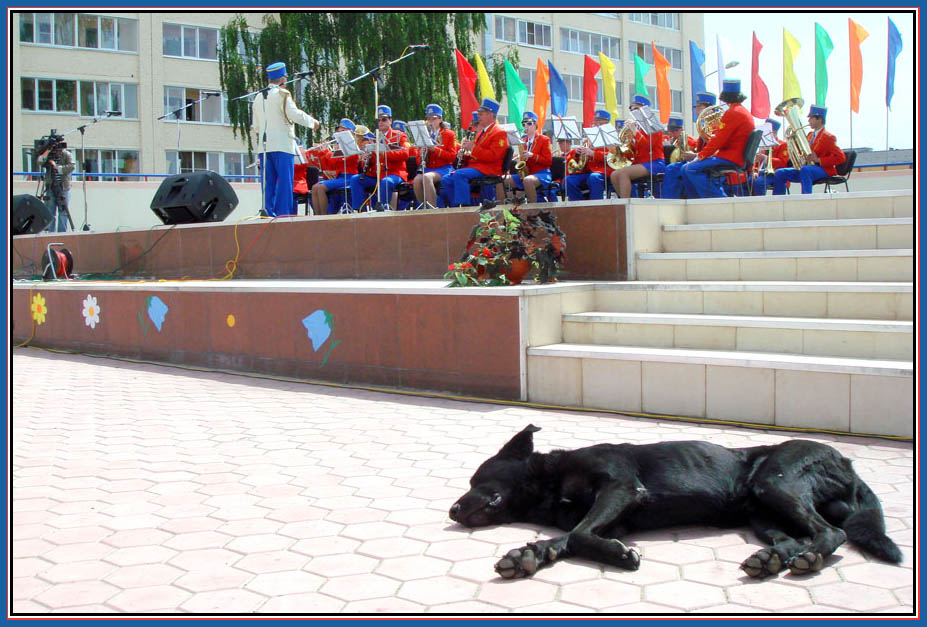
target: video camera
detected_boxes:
[34,130,67,157]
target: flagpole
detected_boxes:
[885,108,890,151]
[849,111,853,150]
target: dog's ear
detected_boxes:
[498,424,541,459]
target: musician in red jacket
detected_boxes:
[610,95,666,198]
[349,104,410,211]
[310,118,360,214]
[446,98,509,207]
[751,118,789,196]
[683,79,755,198]
[505,111,553,203]
[772,105,846,195]
[412,103,458,208]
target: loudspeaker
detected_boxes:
[12,194,53,235]
[150,170,238,225]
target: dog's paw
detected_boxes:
[740,549,784,578]
[494,546,539,579]
[606,539,641,570]
[786,551,823,575]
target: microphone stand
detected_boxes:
[158,91,222,175]
[342,47,423,211]
[59,110,120,231]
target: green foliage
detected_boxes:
[218,12,518,158]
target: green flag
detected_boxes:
[504,59,528,131]
[633,53,651,98]
[814,23,834,106]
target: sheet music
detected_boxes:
[407,120,435,147]
[583,125,620,148]
[757,122,779,148]
[631,106,666,135]
[333,130,363,156]
[500,123,523,146]
[552,117,581,141]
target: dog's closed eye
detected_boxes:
[489,493,502,507]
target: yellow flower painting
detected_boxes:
[31,293,47,325]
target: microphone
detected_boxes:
[105,110,122,116]
[409,44,429,50]
[203,91,222,97]
[295,70,314,77]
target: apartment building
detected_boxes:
[13,11,269,179]
[482,12,705,129]
[12,11,705,179]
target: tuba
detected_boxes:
[669,130,689,164]
[696,104,726,141]
[775,97,814,168]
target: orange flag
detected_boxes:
[652,42,671,124]
[533,58,550,131]
[849,18,870,113]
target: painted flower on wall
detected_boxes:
[147,296,168,332]
[302,309,340,365]
[31,293,47,325]
[82,294,101,329]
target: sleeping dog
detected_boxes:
[450,425,902,579]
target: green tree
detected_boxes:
[218,13,517,155]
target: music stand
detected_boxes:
[407,120,436,209]
[630,106,666,198]
[334,130,363,213]
[585,124,621,189]
[552,117,582,142]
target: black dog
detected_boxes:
[449,425,902,579]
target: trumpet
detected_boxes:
[308,137,338,152]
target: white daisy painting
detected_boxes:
[82,294,101,329]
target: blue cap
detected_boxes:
[809,104,827,120]
[478,98,500,115]
[425,103,443,118]
[632,95,650,107]
[594,109,611,121]
[695,91,717,106]
[392,120,407,133]
[522,111,538,123]
[471,111,479,123]
[377,105,392,119]
[338,118,356,131]
[364,132,375,140]
[765,118,781,132]
[667,117,684,130]
[614,118,624,128]
[721,79,741,94]
[266,62,286,80]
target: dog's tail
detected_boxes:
[842,480,903,563]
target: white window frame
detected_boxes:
[77,81,139,119]
[163,87,230,125]
[21,77,77,114]
[628,40,683,71]
[560,27,620,60]
[166,150,248,177]
[162,22,219,61]
[74,147,140,181]
[20,12,138,52]
[627,12,680,31]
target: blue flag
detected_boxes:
[689,40,707,122]
[548,60,568,117]
[886,17,903,109]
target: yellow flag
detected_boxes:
[598,52,619,123]
[782,28,802,101]
[474,53,495,100]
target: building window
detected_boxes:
[594,81,624,107]
[20,12,138,51]
[591,12,620,19]
[79,82,138,119]
[74,148,140,181]
[163,23,219,60]
[627,86,682,114]
[560,27,620,60]
[627,12,680,30]
[166,150,248,176]
[563,75,623,108]
[163,87,229,124]
[495,15,551,48]
[519,67,536,93]
[628,41,683,70]
[21,77,77,113]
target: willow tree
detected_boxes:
[218,12,518,155]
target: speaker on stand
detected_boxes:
[12,194,54,235]
[150,170,238,225]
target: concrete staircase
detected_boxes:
[527,192,914,437]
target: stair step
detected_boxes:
[561,312,912,360]
[636,249,913,282]
[662,218,913,252]
[592,281,913,321]
[684,191,913,224]
[526,344,912,437]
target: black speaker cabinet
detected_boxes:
[150,170,238,225]
[12,194,53,235]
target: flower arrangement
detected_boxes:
[445,207,567,287]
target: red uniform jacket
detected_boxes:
[319,148,358,177]
[523,133,552,174]
[469,122,510,176]
[698,102,754,164]
[807,128,846,176]
[632,130,666,164]
[293,160,310,194]
[421,127,458,169]
[361,128,410,179]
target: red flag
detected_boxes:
[750,32,771,119]
[848,18,869,113]
[455,48,479,129]
[652,42,671,124]
[582,55,600,127]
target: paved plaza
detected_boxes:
[11,348,915,616]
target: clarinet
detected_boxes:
[455,121,478,169]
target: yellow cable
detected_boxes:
[12,345,913,443]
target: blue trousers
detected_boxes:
[259,152,296,217]
[773,165,827,195]
[350,173,404,210]
[449,167,496,207]
[566,172,605,201]
[318,174,352,214]
[683,157,738,198]
[660,162,689,198]
[44,189,71,232]
[752,173,774,196]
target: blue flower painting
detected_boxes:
[147,296,168,332]
[302,309,340,365]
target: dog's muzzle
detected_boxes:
[448,502,462,522]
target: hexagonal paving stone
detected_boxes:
[339,521,408,541]
[42,526,113,546]
[103,563,184,588]
[644,580,727,610]
[167,548,241,572]
[173,566,253,593]
[476,578,559,609]
[33,581,122,609]
[163,531,232,551]
[106,585,192,612]
[640,542,716,566]
[397,575,480,606]
[180,588,268,613]
[318,573,400,602]
[159,517,223,534]
[278,520,345,540]
[727,580,815,610]
[357,537,428,560]
[839,562,912,589]
[40,560,117,584]
[102,528,172,548]
[376,555,451,581]
[303,553,379,577]
[425,538,497,561]
[558,578,641,609]
[234,550,308,574]
[808,581,901,612]
[343,597,427,613]
[681,560,749,588]
[257,592,347,613]
[245,570,325,597]
[291,536,360,558]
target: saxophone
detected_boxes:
[514,136,531,178]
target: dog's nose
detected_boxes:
[449,503,461,521]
